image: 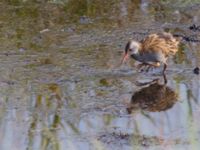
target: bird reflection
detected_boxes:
[127,81,178,113]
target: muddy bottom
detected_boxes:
[0,1,200,150]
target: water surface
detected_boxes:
[0,0,200,150]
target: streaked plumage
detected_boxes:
[141,32,179,56]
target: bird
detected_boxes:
[122,32,180,75]
[127,81,178,113]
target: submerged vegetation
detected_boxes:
[0,0,200,150]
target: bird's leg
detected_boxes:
[145,65,152,72]
[163,63,168,84]
[145,62,160,72]
[163,63,167,74]
[163,73,167,84]
[137,63,148,72]
[137,63,146,69]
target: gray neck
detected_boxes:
[131,53,142,62]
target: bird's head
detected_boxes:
[122,40,141,64]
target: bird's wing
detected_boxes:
[140,33,180,56]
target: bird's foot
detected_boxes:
[139,65,156,73]
[145,65,155,72]
[145,62,161,73]
[137,63,146,69]
[137,63,149,72]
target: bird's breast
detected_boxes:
[131,51,167,63]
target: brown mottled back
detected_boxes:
[127,83,178,113]
[140,32,180,56]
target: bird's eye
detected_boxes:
[129,49,132,52]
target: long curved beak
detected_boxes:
[121,53,129,65]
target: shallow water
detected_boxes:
[0,0,200,150]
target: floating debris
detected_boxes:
[39,28,50,33]
[79,16,92,24]
[173,33,200,43]
[19,47,26,52]
[193,67,199,75]
[189,24,200,32]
